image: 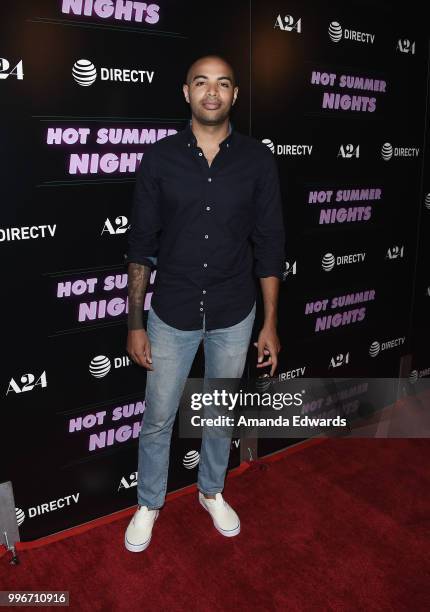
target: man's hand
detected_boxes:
[253,324,281,377]
[127,329,154,371]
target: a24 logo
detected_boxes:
[0,58,24,80]
[6,371,47,395]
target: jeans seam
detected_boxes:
[157,453,170,506]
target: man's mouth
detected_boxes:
[203,101,221,109]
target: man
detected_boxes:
[124,54,285,552]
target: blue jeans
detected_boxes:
[137,301,256,509]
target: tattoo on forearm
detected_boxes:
[127,263,151,330]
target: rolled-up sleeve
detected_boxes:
[250,150,286,280]
[125,148,161,269]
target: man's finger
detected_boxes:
[131,351,146,367]
[253,342,269,352]
[143,342,153,364]
[270,356,278,377]
[256,358,272,368]
[141,351,154,370]
[257,340,266,363]
[132,351,154,370]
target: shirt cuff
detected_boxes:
[124,253,157,269]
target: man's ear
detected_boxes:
[183,83,190,103]
[232,86,239,105]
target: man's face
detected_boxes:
[183,59,238,126]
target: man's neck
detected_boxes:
[190,118,231,147]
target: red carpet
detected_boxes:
[1,439,430,611]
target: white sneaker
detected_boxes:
[199,492,241,537]
[124,505,159,552]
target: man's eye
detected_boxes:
[221,82,230,87]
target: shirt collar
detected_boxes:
[185,118,234,149]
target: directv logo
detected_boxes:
[321,251,366,271]
[183,450,200,469]
[369,341,380,357]
[89,355,111,378]
[409,367,430,381]
[88,354,131,378]
[261,138,312,156]
[328,20,375,44]
[256,375,272,392]
[409,369,418,384]
[322,253,335,271]
[262,138,275,153]
[15,507,25,526]
[72,59,97,86]
[369,337,405,357]
[72,59,155,86]
[328,21,343,42]
[409,368,430,383]
[381,142,393,160]
[381,142,419,160]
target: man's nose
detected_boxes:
[207,83,219,96]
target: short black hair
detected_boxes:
[185,54,236,87]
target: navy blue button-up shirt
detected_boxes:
[126,120,285,331]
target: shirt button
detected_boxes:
[200,308,203,312]
[202,290,206,294]
[208,178,212,182]
[206,206,211,211]
[204,234,208,239]
[203,263,207,267]
[200,300,204,305]
[187,143,190,147]
[199,152,203,156]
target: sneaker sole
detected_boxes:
[199,497,241,537]
[124,510,159,552]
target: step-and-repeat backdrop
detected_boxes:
[1,1,428,539]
